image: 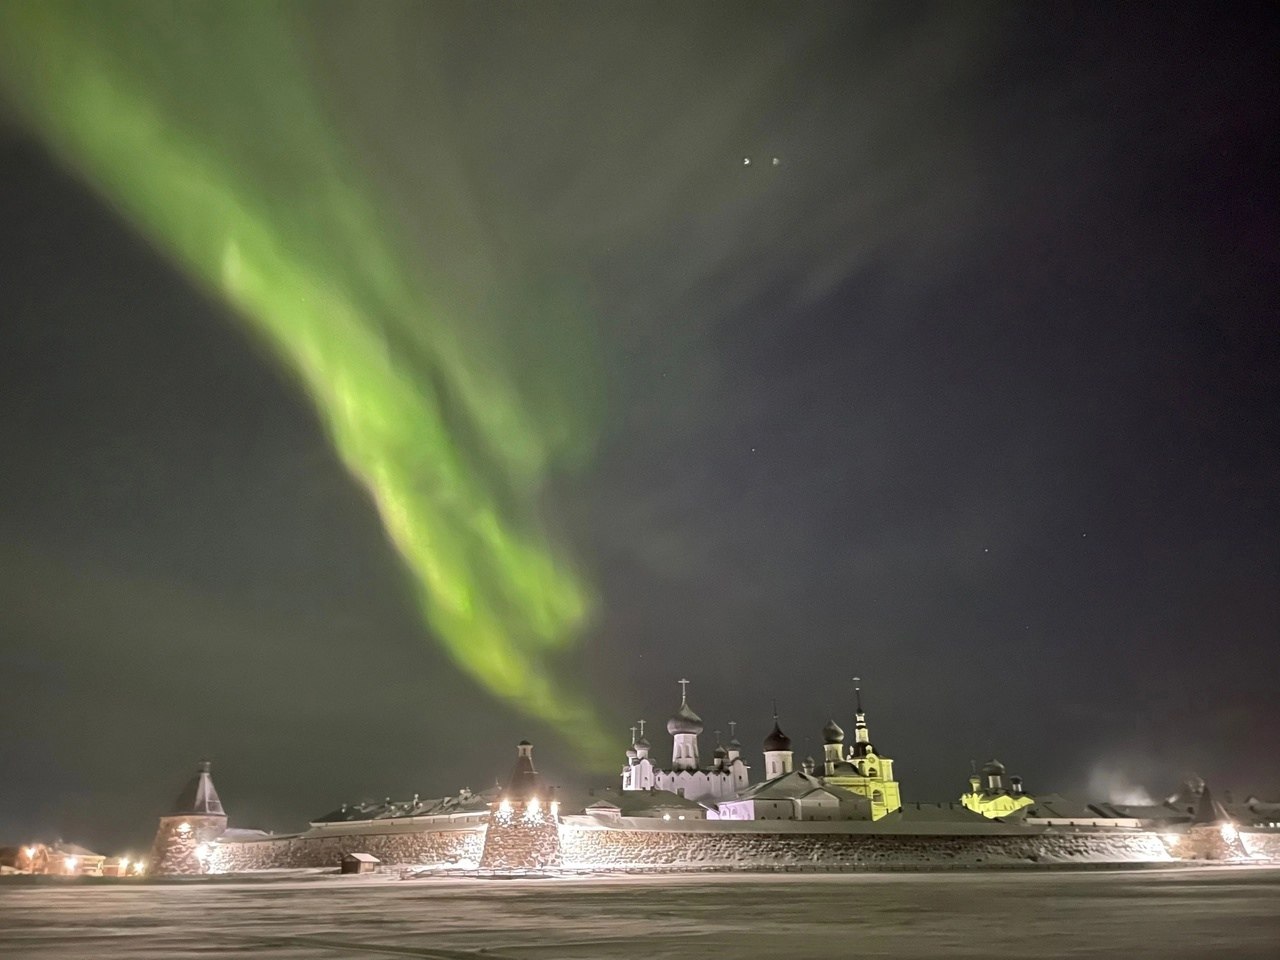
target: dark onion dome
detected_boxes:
[822,718,845,744]
[667,699,704,735]
[980,759,1006,776]
[635,736,651,750]
[763,720,792,752]
[713,743,728,758]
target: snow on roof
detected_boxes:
[736,771,865,804]
[49,842,103,858]
[312,787,495,824]
[889,802,987,824]
[343,852,381,862]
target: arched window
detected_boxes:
[868,768,878,778]
[872,790,884,805]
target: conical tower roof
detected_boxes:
[1190,784,1232,825]
[170,760,225,817]
[505,740,543,801]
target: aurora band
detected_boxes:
[0,1,612,763]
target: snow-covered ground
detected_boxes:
[1,866,1278,958]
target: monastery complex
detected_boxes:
[135,678,1280,877]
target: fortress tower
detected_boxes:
[479,740,562,871]
[148,760,228,876]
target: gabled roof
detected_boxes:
[343,852,380,862]
[734,771,866,805]
[617,789,707,816]
[170,761,224,816]
[311,787,495,824]
[49,842,103,858]
[889,802,987,824]
[1024,794,1122,820]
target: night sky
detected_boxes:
[2,2,1277,855]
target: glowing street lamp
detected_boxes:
[64,856,78,873]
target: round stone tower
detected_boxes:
[148,760,228,876]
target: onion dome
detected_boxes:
[980,759,1005,777]
[625,745,638,759]
[667,699,704,736]
[635,735,651,750]
[822,719,845,744]
[763,720,791,752]
[713,743,728,759]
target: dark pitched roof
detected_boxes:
[505,742,543,801]
[1191,784,1232,825]
[170,760,225,816]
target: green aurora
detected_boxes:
[0,1,612,763]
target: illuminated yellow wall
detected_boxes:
[824,750,901,820]
[960,784,1035,819]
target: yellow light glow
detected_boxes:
[1163,834,1180,846]
[550,801,560,818]
[24,846,36,860]
[1221,823,1238,843]
[527,797,540,814]
[662,813,671,821]
[64,856,78,871]
[119,857,129,871]
[177,822,192,834]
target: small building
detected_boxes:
[340,852,381,874]
[32,842,106,876]
[961,760,1035,819]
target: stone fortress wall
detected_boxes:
[556,823,1171,869]
[195,819,1206,874]
[206,824,485,873]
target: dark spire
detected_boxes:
[505,740,542,801]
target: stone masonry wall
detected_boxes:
[207,826,485,873]
[195,822,1185,874]
[479,821,562,870]
[558,826,1170,869]
[1239,832,1280,860]
[150,815,228,876]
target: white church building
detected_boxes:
[620,680,749,804]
